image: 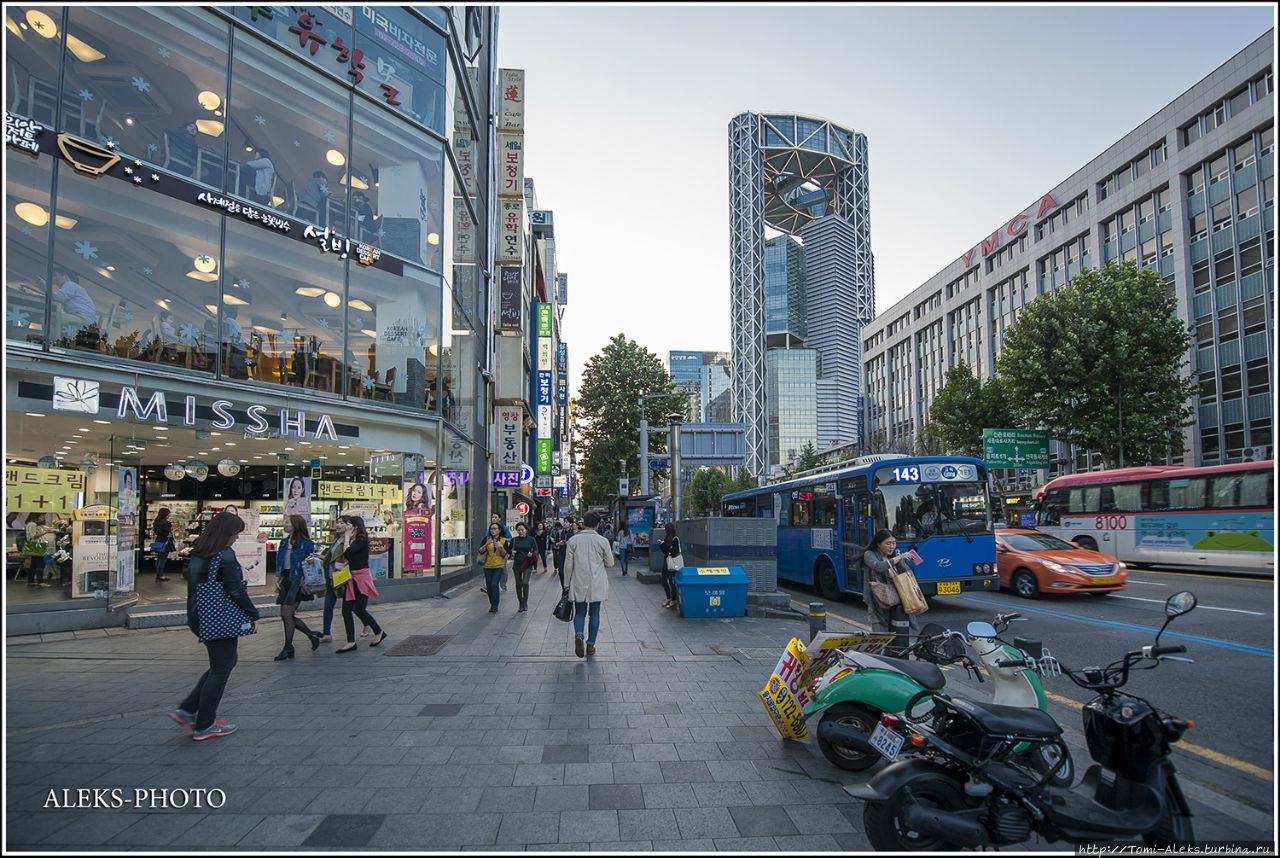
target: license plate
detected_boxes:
[935,581,961,595]
[869,722,905,761]
[1091,576,1117,584]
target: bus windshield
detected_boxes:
[876,480,992,540]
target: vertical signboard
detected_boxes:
[556,342,568,371]
[496,198,522,263]
[499,266,522,331]
[116,467,138,594]
[495,406,522,471]
[455,135,476,196]
[536,302,552,339]
[453,198,476,261]
[497,133,524,199]
[499,68,525,131]
[402,512,433,572]
[557,376,568,406]
[535,301,553,474]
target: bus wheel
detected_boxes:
[816,559,842,601]
[1072,535,1099,552]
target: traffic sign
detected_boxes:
[982,429,1049,469]
[648,459,669,469]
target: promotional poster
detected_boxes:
[115,467,138,593]
[282,476,312,521]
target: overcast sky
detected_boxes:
[495,4,1276,397]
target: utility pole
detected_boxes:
[668,412,683,522]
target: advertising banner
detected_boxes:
[759,633,898,740]
[115,467,138,593]
[537,339,553,372]
[403,480,432,513]
[536,439,553,474]
[499,266,522,331]
[536,371,553,406]
[556,342,568,371]
[536,303,552,338]
[557,376,568,406]
[495,406,522,471]
[282,476,312,520]
[5,467,85,514]
[231,506,267,586]
[369,535,390,579]
[497,133,524,198]
[496,199,522,263]
[627,506,654,548]
[499,68,524,131]
[319,481,402,502]
[402,512,433,572]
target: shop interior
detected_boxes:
[5,410,467,607]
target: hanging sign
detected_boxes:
[402,512,433,572]
[319,481,402,502]
[164,464,186,480]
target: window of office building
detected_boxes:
[345,263,444,414]
[6,146,55,351]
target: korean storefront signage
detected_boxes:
[495,406,522,471]
[442,427,470,470]
[499,68,525,131]
[5,467,86,514]
[402,512,433,571]
[498,133,524,198]
[496,198,522,263]
[536,372,553,407]
[537,405,553,449]
[536,439,553,474]
[454,65,478,136]
[557,376,568,406]
[455,135,477,196]
[453,198,476,260]
[499,266,522,331]
[319,481,403,502]
[6,111,42,155]
[556,342,568,371]
[536,303,553,339]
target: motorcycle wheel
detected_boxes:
[816,703,881,771]
[1023,742,1074,787]
[1143,780,1195,846]
[863,774,969,851]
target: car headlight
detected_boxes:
[1043,560,1075,575]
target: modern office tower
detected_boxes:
[669,350,731,423]
[862,30,1274,475]
[766,349,818,468]
[730,112,874,477]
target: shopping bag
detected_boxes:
[892,569,929,616]
[196,551,256,642]
[21,539,48,556]
[552,588,575,622]
[332,565,352,590]
[148,541,168,554]
[301,556,325,588]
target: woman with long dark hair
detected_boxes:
[658,525,682,609]
[273,514,321,660]
[862,528,922,654]
[151,507,174,583]
[170,511,259,741]
[333,515,385,653]
[533,521,550,573]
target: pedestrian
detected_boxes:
[509,522,539,613]
[476,522,509,612]
[490,513,512,592]
[551,518,571,587]
[533,521,550,573]
[564,510,614,658]
[22,514,57,587]
[658,525,682,609]
[297,169,329,223]
[862,528,922,654]
[150,507,175,582]
[315,519,346,642]
[245,148,275,204]
[273,514,321,661]
[170,511,260,741]
[614,524,632,576]
[332,515,386,652]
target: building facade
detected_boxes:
[4,6,500,630]
[729,112,874,477]
[863,31,1274,477]
[669,350,731,424]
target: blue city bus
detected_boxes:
[721,455,999,601]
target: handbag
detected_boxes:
[301,556,325,589]
[196,550,256,642]
[665,553,684,573]
[332,565,352,590]
[552,587,575,622]
[148,541,168,554]
[869,579,900,609]
[892,568,930,616]
[21,539,48,557]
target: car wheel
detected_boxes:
[1012,568,1040,599]
[1072,535,1099,552]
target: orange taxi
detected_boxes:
[995,527,1128,598]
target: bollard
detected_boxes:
[808,602,826,642]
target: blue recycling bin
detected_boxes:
[676,566,749,618]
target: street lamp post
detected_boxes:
[667,412,684,522]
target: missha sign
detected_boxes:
[26,377,358,442]
[959,193,1059,270]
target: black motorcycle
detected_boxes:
[847,591,1198,850]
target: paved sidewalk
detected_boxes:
[5,567,1271,852]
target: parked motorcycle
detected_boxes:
[810,613,1071,785]
[847,591,1199,850]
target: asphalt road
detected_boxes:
[779,565,1276,823]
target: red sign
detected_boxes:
[959,193,1059,269]
[516,502,530,515]
[402,512,433,572]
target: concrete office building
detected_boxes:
[729,112,874,477]
[863,31,1274,477]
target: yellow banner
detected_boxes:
[760,638,811,740]
[318,481,403,502]
[5,467,86,514]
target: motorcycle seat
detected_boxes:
[873,655,946,690]
[947,696,1063,737]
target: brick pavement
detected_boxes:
[5,566,1271,851]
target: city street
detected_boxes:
[4,562,1274,852]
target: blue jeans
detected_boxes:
[323,585,337,635]
[618,550,628,574]
[484,566,503,609]
[154,551,168,579]
[572,601,601,645]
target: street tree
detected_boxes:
[575,334,675,507]
[796,441,824,473]
[928,362,1013,458]
[996,262,1196,468]
[688,467,731,517]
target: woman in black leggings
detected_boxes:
[658,526,681,609]
[332,515,386,653]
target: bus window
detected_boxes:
[1238,471,1272,507]
[1099,486,1118,512]
[1210,474,1244,508]
[1168,478,1206,510]
[778,492,790,527]
[813,483,837,526]
[1111,483,1142,512]
[1039,488,1067,525]
[791,496,812,526]
[756,495,773,518]
[1144,479,1171,510]
[1067,488,1086,513]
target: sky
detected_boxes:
[495,4,1277,398]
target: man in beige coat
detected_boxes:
[565,510,614,657]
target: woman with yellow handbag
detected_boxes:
[862,529,928,654]
[331,515,386,653]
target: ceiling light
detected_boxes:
[195,119,224,137]
[295,286,326,298]
[197,90,222,111]
[25,412,44,417]
[188,271,218,282]
[66,33,106,62]
[5,17,20,37]
[325,149,346,167]
[124,116,134,126]
[15,202,48,226]
[223,294,249,306]
[348,299,372,312]
[211,432,221,436]
[427,233,440,245]
[193,254,217,274]
[93,419,110,424]
[25,9,57,38]
[204,303,218,314]
[323,291,342,308]
[77,427,90,433]
[54,213,77,229]
[360,329,377,338]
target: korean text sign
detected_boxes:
[5,467,86,513]
[319,481,403,502]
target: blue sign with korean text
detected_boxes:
[537,371,552,406]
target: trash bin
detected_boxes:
[676,566,749,618]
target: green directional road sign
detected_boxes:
[982,428,1050,469]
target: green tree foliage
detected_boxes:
[729,468,757,493]
[575,334,676,507]
[928,363,1012,458]
[796,441,824,473]
[688,467,731,517]
[996,262,1195,468]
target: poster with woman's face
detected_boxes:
[282,476,312,520]
[403,480,432,513]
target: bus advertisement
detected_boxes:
[722,455,999,600]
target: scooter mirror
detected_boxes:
[1165,591,1197,617]
[967,621,998,639]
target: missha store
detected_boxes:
[4,6,498,633]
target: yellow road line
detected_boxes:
[1042,690,1273,781]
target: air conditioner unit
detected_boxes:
[1241,445,1270,462]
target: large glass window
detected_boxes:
[353,7,447,134]
[6,6,68,129]
[60,8,231,187]
[6,145,54,349]
[228,29,350,220]
[346,263,441,410]
[50,163,221,368]
[221,218,343,391]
